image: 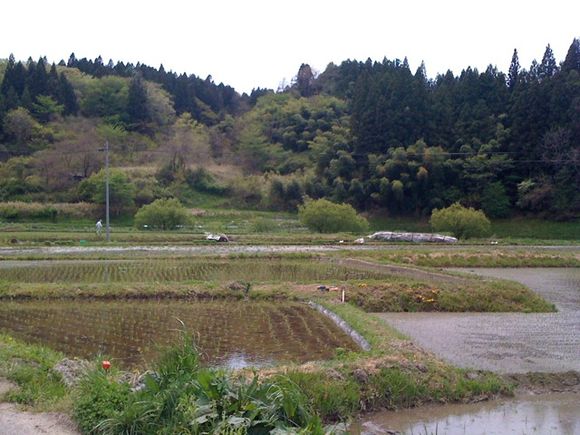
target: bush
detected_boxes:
[134,198,190,230]
[298,198,369,233]
[430,202,491,239]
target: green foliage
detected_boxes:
[134,198,190,230]
[74,334,324,434]
[73,364,131,434]
[284,371,360,421]
[2,107,49,153]
[298,198,369,233]
[80,76,129,120]
[31,95,64,122]
[185,167,226,195]
[481,182,511,218]
[430,203,491,239]
[78,168,136,215]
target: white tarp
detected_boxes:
[368,231,457,243]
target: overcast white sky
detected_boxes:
[2,0,578,93]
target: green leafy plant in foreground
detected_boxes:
[74,333,327,434]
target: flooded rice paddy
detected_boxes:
[352,392,580,434]
[376,268,580,373]
[0,258,389,283]
[0,300,359,368]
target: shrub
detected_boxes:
[298,198,369,233]
[430,202,491,239]
[134,198,190,230]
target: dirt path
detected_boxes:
[375,268,580,373]
[0,379,79,435]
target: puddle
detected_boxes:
[0,300,359,368]
[351,393,580,434]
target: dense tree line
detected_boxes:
[288,39,579,217]
[64,53,242,125]
[0,40,578,219]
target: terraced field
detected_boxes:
[0,258,390,283]
[0,300,359,368]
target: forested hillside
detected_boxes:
[0,39,578,219]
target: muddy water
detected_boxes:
[376,268,580,373]
[0,300,358,368]
[351,393,580,434]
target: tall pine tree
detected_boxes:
[126,74,150,131]
[507,49,520,90]
[562,38,580,73]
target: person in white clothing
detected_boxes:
[96,219,103,235]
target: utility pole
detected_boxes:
[105,140,110,242]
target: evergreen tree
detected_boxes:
[20,87,33,110]
[295,63,316,97]
[0,54,16,96]
[507,49,520,90]
[47,63,60,99]
[538,44,558,79]
[29,57,49,98]
[59,73,79,115]
[126,74,150,130]
[562,38,580,73]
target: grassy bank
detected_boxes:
[0,272,555,314]
[342,279,556,313]
[345,248,580,268]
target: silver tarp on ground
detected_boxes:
[368,231,458,243]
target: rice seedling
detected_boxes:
[0,300,359,368]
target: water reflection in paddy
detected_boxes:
[0,300,359,368]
